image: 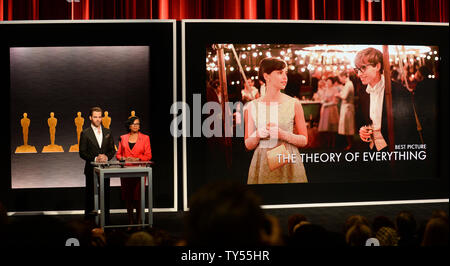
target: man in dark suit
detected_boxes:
[79,107,116,223]
[354,48,432,181]
[355,48,419,151]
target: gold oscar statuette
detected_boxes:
[42,112,64,153]
[69,112,84,152]
[15,113,37,153]
[129,110,136,118]
[102,111,117,151]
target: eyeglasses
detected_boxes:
[131,123,140,126]
[354,64,375,74]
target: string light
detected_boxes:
[206,45,437,81]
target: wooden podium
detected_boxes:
[92,161,153,229]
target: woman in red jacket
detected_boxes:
[116,116,152,226]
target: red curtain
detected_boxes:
[0,0,448,22]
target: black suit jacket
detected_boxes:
[79,126,116,176]
[358,80,419,146]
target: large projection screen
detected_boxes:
[182,20,449,210]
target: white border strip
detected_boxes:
[181,19,448,211]
[5,20,178,213]
[172,20,178,212]
[7,208,170,216]
[261,199,449,209]
[182,21,188,212]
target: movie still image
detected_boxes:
[204,44,440,184]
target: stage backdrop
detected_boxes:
[10,46,150,188]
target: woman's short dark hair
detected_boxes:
[258,57,287,83]
[125,116,140,132]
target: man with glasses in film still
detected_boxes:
[355,47,418,151]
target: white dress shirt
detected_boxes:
[91,124,103,148]
[366,75,385,130]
